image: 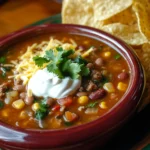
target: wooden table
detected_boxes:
[0,0,61,37]
[0,1,149,150]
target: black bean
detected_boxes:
[89,89,106,100]
[118,72,129,80]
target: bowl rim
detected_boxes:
[0,24,145,148]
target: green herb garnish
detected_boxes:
[0,101,4,109]
[0,57,6,64]
[114,54,121,60]
[86,101,99,108]
[64,122,73,126]
[0,57,11,78]
[74,55,87,65]
[1,67,7,78]
[101,76,109,84]
[35,100,49,120]
[33,46,90,79]
[33,56,49,67]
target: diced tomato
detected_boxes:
[52,104,60,112]
[57,96,73,106]
[64,111,78,122]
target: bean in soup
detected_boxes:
[0,34,130,129]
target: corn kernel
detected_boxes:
[103,82,115,93]
[117,82,127,91]
[99,101,107,109]
[103,51,111,58]
[32,103,40,111]
[12,99,25,110]
[78,96,89,105]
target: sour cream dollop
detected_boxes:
[28,69,81,99]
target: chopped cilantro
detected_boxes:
[35,100,49,120]
[64,121,73,126]
[47,62,64,78]
[93,80,100,84]
[0,101,4,109]
[101,76,109,84]
[33,56,49,67]
[74,55,87,65]
[62,60,81,79]
[80,65,90,76]
[33,99,39,103]
[33,47,90,79]
[114,54,121,60]
[1,66,11,78]
[86,101,99,108]
[0,57,6,64]
[1,67,7,78]
[0,57,11,78]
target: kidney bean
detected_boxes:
[0,82,10,93]
[14,79,21,85]
[25,96,34,105]
[86,63,94,69]
[20,92,26,99]
[89,89,106,100]
[76,92,88,97]
[46,98,54,106]
[95,58,104,67]
[13,85,25,92]
[77,45,86,51]
[118,72,129,80]
[92,70,102,80]
[86,81,97,92]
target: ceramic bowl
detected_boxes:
[0,24,145,150]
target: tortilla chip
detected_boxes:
[133,0,150,40]
[100,7,137,26]
[62,0,150,108]
[101,23,148,45]
[133,43,150,110]
[93,0,132,21]
[62,0,94,26]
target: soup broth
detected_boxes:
[0,33,130,129]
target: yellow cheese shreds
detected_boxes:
[13,38,79,85]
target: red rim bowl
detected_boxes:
[0,24,145,150]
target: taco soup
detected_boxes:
[0,33,130,129]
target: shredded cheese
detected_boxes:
[12,37,93,85]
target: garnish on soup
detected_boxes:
[0,34,130,129]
